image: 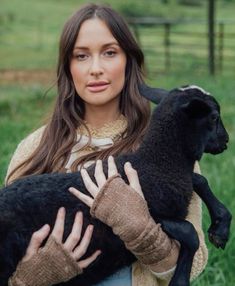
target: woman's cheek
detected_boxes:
[109,56,126,80]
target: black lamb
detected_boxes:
[0,85,232,286]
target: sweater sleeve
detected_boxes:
[148,161,208,283]
[5,126,46,185]
[185,161,208,280]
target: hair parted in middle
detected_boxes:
[7,3,151,183]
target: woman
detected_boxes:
[6,4,208,286]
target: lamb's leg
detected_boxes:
[159,219,199,286]
[192,173,232,249]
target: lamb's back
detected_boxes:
[116,155,194,221]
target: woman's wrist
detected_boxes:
[9,236,82,286]
[147,238,180,273]
[90,175,151,242]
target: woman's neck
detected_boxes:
[84,106,121,129]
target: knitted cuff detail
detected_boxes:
[146,239,179,271]
[90,175,151,242]
[9,236,82,286]
[90,174,121,218]
[126,217,179,269]
[8,277,26,286]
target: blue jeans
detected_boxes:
[94,266,132,286]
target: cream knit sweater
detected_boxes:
[6,116,208,286]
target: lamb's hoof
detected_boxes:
[208,208,232,249]
[208,220,231,249]
[208,232,227,249]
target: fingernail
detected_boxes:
[42,224,50,231]
[59,207,66,215]
[89,225,94,231]
[77,211,82,217]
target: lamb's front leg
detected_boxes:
[192,173,232,249]
[160,219,199,286]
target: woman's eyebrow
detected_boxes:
[73,42,120,50]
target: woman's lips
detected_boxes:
[87,83,110,92]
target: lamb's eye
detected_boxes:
[210,112,219,123]
[211,114,218,122]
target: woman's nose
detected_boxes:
[90,57,103,76]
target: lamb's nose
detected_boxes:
[225,135,229,143]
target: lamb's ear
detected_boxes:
[138,83,169,104]
[181,98,211,119]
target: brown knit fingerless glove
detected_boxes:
[8,236,82,286]
[90,174,179,271]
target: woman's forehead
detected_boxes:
[74,18,118,48]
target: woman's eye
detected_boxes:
[76,54,88,61]
[104,50,116,57]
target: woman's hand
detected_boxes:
[69,155,144,207]
[69,156,179,273]
[68,155,149,242]
[23,207,101,267]
[9,208,101,286]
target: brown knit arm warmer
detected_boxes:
[8,236,82,286]
[90,175,179,271]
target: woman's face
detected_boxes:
[70,18,127,110]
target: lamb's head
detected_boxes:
[139,84,229,161]
[173,85,229,158]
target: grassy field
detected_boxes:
[0,0,235,285]
[1,0,235,73]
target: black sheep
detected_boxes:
[0,85,232,286]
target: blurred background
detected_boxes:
[0,0,234,284]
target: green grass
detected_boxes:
[0,84,56,181]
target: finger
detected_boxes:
[51,207,66,243]
[108,156,118,178]
[63,212,83,251]
[94,160,106,188]
[124,162,144,198]
[69,187,93,208]
[73,225,94,260]
[23,224,50,262]
[81,169,99,197]
[77,250,102,269]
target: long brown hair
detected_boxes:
[7,3,151,184]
